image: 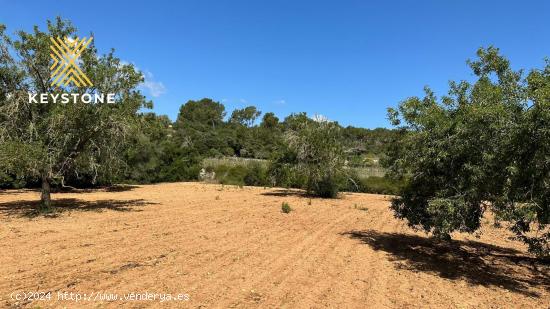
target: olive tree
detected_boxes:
[281,115,346,198]
[0,18,149,210]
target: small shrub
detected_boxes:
[352,203,368,211]
[312,175,341,198]
[281,202,292,214]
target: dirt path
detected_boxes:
[0,182,548,308]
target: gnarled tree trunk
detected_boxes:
[40,174,51,211]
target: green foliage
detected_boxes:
[122,113,201,184]
[356,176,404,195]
[211,165,247,186]
[121,96,395,191]
[0,17,402,212]
[314,175,341,198]
[260,112,279,129]
[342,126,398,166]
[385,46,550,256]
[273,116,346,198]
[176,98,226,128]
[267,145,306,189]
[208,163,270,187]
[243,163,269,186]
[281,202,292,214]
[0,18,148,208]
[230,106,261,127]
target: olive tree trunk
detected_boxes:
[40,174,51,211]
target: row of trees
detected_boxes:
[123,99,387,197]
[0,18,395,207]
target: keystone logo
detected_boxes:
[50,36,93,87]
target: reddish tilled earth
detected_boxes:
[0,182,548,308]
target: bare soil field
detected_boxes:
[0,182,548,308]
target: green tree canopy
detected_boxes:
[229,106,261,127]
[385,47,549,257]
[176,98,226,129]
[274,115,346,198]
[260,112,279,129]
[0,17,149,209]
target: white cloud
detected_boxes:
[273,99,286,105]
[141,70,166,97]
[239,98,248,104]
[119,61,166,98]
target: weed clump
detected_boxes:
[281,202,292,214]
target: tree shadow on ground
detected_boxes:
[0,198,154,218]
[103,185,140,192]
[260,189,354,198]
[0,189,35,195]
[342,230,550,297]
[260,189,309,197]
[54,184,140,193]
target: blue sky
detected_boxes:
[1,0,549,128]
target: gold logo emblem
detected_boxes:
[50,36,93,87]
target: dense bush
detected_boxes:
[243,163,269,186]
[268,160,307,189]
[313,175,342,198]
